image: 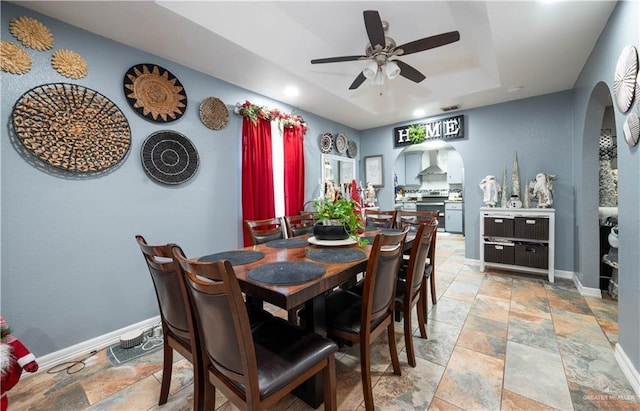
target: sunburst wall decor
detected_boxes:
[123,63,187,123]
[9,16,54,51]
[51,49,88,79]
[0,40,32,74]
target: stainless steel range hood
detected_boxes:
[418,151,446,175]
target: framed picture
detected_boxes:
[364,155,383,187]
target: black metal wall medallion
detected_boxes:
[123,64,187,123]
[140,131,199,184]
[320,132,333,153]
[347,140,358,158]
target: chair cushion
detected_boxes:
[250,317,338,399]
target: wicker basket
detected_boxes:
[514,217,549,240]
[484,217,514,237]
[514,243,548,269]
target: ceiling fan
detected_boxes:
[311,10,460,90]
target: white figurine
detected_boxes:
[479,175,501,207]
[530,173,556,208]
[365,182,376,207]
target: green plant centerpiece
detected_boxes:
[408,123,426,144]
[313,196,368,246]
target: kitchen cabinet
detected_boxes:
[405,152,422,186]
[445,202,464,233]
[447,151,464,184]
[479,208,555,282]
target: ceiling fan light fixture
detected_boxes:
[372,68,385,85]
[385,61,400,79]
[363,61,378,78]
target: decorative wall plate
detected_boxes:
[623,112,639,147]
[0,40,31,74]
[199,97,228,130]
[346,140,358,158]
[335,132,348,153]
[320,132,333,153]
[9,16,54,51]
[123,63,187,123]
[140,130,199,184]
[51,49,88,79]
[12,83,131,173]
[613,45,638,113]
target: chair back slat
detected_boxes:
[362,227,409,323]
[173,251,257,388]
[244,217,285,244]
[284,212,316,238]
[406,220,439,294]
[136,236,190,337]
[364,209,398,229]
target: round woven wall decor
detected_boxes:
[12,83,131,173]
[1,40,32,74]
[123,63,187,123]
[199,97,229,130]
[9,16,54,51]
[140,131,199,185]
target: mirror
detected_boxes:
[322,154,356,186]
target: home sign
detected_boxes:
[393,115,464,148]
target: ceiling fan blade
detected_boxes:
[363,10,385,48]
[396,31,460,56]
[395,60,426,83]
[311,55,367,64]
[349,72,367,90]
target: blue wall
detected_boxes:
[0,2,359,355]
[360,91,575,271]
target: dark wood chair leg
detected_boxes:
[430,270,437,305]
[360,342,375,411]
[404,306,417,367]
[323,356,337,411]
[159,342,173,405]
[416,295,428,339]
[420,276,429,319]
[387,321,401,376]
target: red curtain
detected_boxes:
[242,117,275,246]
[283,126,305,216]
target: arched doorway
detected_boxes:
[579,81,618,343]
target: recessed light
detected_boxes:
[284,86,299,97]
[413,108,425,117]
[508,86,524,93]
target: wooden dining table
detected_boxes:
[201,229,414,407]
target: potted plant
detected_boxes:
[313,196,367,245]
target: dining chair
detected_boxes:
[364,209,398,229]
[284,212,316,238]
[324,227,409,410]
[394,219,438,367]
[135,235,203,410]
[172,247,338,411]
[397,210,440,307]
[244,217,285,245]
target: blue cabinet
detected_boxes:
[405,152,422,186]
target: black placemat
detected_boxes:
[199,250,265,266]
[266,238,309,249]
[306,248,366,263]
[247,262,326,285]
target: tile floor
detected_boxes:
[8,234,640,410]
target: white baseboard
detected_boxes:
[29,316,161,375]
[570,272,603,298]
[614,343,640,399]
